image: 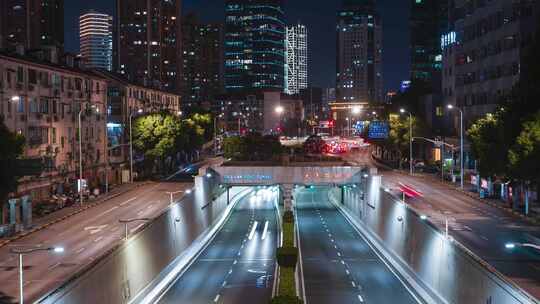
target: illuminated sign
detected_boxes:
[369,121,389,139]
[441,31,456,49]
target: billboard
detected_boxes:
[368,121,389,139]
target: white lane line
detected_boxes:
[337,252,341,257]
[480,235,489,241]
[75,247,85,254]
[233,260,238,265]
[345,269,350,275]
[248,221,259,240]
[341,260,345,265]
[98,206,119,217]
[94,236,104,243]
[137,210,144,216]
[351,281,356,287]
[228,269,233,275]
[213,294,220,303]
[222,281,227,287]
[147,204,154,210]
[358,295,364,302]
[120,197,138,206]
[261,221,269,240]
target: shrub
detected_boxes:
[269,295,303,304]
[282,222,295,247]
[277,246,298,268]
[283,210,294,223]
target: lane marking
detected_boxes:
[75,247,85,254]
[84,225,108,235]
[213,294,220,303]
[94,236,104,243]
[480,235,489,241]
[261,221,269,240]
[351,281,356,287]
[120,197,137,206]
[222,281,227,287]
[98,206,119,217]
[248,221,259,240]
[358,295,364,302]
[345,269,350,275]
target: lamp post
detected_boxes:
[129,109,143,183]
[275,106,284,134]
[10,246,65,304]
[119,218,151,240]
[400,109,413,175]
[447,105,464,189]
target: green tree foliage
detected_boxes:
[223,133,283,161]
[0,118,25,202]
[508,111,540,183]
[467,113,508,178]
[380,115,427,168]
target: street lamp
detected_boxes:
[275,106,284,114]
[11,96,21,102]
[352,106,362,115]
[119,218,151,240]
[129,108,144,183]
[10,246,65,304]
[447,104,464,189]
[400,108,413,175]
[78,104,98,206]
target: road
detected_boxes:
[0,181,193,303]
[157,188,278,304]
[346,147,540,298]
[295,187,419,304]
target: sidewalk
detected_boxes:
[0,181,153,247]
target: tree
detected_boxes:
[380,115,427,168]
[0,118,25,202]
[508,111,540,184]
[223,133,283,161]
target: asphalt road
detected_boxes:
[0,181,192,303]
[295,187,419,304]
[157,188,278,304]
[346,147,540,298]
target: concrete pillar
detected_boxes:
[8,199,18,225]
[21,195,32,229]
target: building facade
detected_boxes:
[285,24,308,95]
[181,14,224,110]
[410,0,448,87]
[213,91,303,134]
[336,0,383,104]
[92,70,181,184]
[0,53,107,201]
[116,0,182,93]
[0,0,64,52]
[80,11,113,71]
[443,0,539,127]
[224,0,286,92]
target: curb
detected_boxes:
[0,182,154,248]
[370,153,540,225]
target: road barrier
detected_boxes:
[330,177,539,304]
[36,174,246,304]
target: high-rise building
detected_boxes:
[181,14,224,110]
[442,0,539,127]
[116,0,182,93]
[80,11,113,71]
[224,0,286,92]
[285,24,308,95]
[336,0,383,104]
[0,0,64,52]
[410,0,448,88]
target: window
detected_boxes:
[28,69,37,84]
[51,128,56,144]
[29,98,38,113]
[39,98,49,114]
[17,67,24,83]
[17,97,25,113]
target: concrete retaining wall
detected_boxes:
[331,177,538,304]
[37,175,243,304]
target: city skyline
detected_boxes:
[62,0,410,92]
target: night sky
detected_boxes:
[64,0,410,92]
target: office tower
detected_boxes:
[224,0,286,92]
[0,0,64,52]
[336,0,383,104]
[410,0,448,88]
[442,0,539,126]
[116,0,182,92]
[181,14,224,109]
[80,11,113,71]
[285,23,308,95]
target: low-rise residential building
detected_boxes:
[92,70,181,184]
[0,52,108,201]
[213,91,304,135]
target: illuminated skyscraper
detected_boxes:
[285,23,308,95]
[336,0,383,104]
[224,0,286,92]
[80,11,113,71]
[116,0,182,92]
